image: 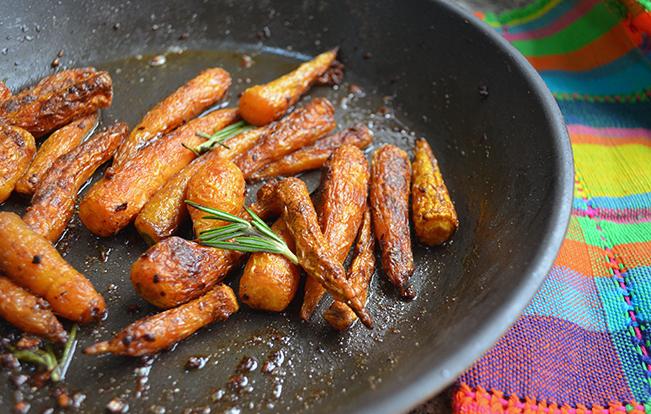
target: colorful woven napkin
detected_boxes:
[454,0,651,412]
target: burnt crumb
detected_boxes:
[348,83,364,96]
[55,389,71,408]
[149,55,166,67]
[478,85,489,99]
[226,374,248,392]
[178,32,190,40]
[113,23,121,31]
[14,401,29,414]
[240,54,254,68]
[57,49,65,58]
[115,202,128,212]
[126,303,141,314]
[51,57,60,68]
[256,26,271,40]
[16,335,41,349]
[152,274,160,284]
[400,284,417,301]
[315,60,345,86]
[31,255,41,264]
[106,397,129,413]
[236,356,258,373]
[185,355,208,371]
[143,333,156,342]
[362,51,373,60]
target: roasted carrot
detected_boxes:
[249,124,373,181]
[0,212,106,323]
[239,49,337,126]
[0,68,112,137]
[0,124,35,203]
[131,195,275,309]
[84,284,238,357]
[238,219,299,312]
[0,80,11,104]
[411,138,458,245]
[23,122,128,242]
[276,178,372,328]
[370,145,414,298]
[324,209,375,331]
[134,127,264,244]
[235,97,335,177]
[186,159,246,237]
[15,113,99,196]
[0,276,67,343]
[111,68,231,169]
[300,145,369,319]
[79,109,238,237]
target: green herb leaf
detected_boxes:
[193,121,254,154]
[186,201,299,264]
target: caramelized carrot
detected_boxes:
[84,284,238,356]
[235,97,335,177]
[23,122,127,242]
[134,128,264,244]
[0,212,106,323]
[15,113,99,196]
[111,68,231,169]
[239,49,337,126]
[0,276,67,343]
[249,125,373,181]
[0,124,35,203]
[370,145,414,298]
[276,178,372,328]
[300,145,369,319]
[0,80,11,104]
[0,68,112,137]
[324,209,375,331]
[79,109,238,237]
[411,138,458,245]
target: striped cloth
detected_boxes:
[454,0,651,412]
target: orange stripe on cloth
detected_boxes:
[613,241,651,269]
[453,384,645,413]
[555,238,612,277]
[526,21,641,72]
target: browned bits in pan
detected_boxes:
[0,68,112,137]
[239,219,299,312]
[0,212,106,323]
[84,284,238,357]
[78,108,238,237]
[0,276,67,343]
[411,138,458,245]
[235,97,336,178]
[324,209,375,331]
[186,158,246,236]
[131,237,243,309]
[15,113,99,196]
[276,178,372,328]
[135,127,264,244]
[111,67,232,169]
[301,145,369,319]
[370,144,415,299]
[314,60,345,86]
[23,121,128,242]
[0,124,36,203]
[249,124,373,182]
[239,49,338,126]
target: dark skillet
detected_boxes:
[0,0,572,412]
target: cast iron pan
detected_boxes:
[0,0,573,412]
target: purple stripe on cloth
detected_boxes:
[503,0,601,41]
[459,315,634,406]
[573,207,651,224]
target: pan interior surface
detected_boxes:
[0,1,572,413]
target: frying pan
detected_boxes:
[0,0,573,412]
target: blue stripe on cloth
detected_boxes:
[558,100,651,129]
[573,192,651,211]
[501,0,579,34]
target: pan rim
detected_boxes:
[352,1,574,413]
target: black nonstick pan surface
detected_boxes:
[0,1,573,412]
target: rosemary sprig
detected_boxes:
[189,121,254,154]
[8,324,78,382]
[186,201,298,264]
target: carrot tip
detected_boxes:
[83,341,111,355]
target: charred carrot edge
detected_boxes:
[0,80,11,105]
[84,284,238,356]
[249,124,373,182]
[0,125,36,203]
[411,138,458,246]
[324,209,375,331]
[15,113,99,196]
[111,67,232,169]
[23,121,128,242]
[238,49,338,126]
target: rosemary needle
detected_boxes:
[186,201,299,264]
[191,121,254,154]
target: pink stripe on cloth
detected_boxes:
[567,124,651,139]
[503,0,601,41]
